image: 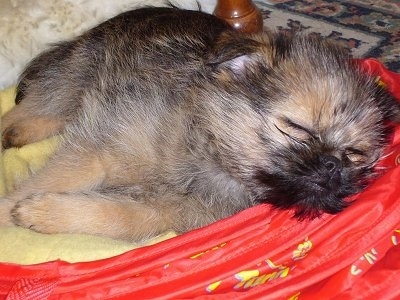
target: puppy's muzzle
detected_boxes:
[314,155,342,190]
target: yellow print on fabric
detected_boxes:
[351,248,379,276]
[288,292,301,300]
[206,281,222,292]
[205,259,290,293]
[234,260,290,290]
[292,237,313,260]
[392,229,400,245]
[190,242,227,259]
[361,248,378,264]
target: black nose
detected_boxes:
[320,155,342,175]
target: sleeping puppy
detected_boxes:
[1,7,399,241]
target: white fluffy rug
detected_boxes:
[0,0,216,89]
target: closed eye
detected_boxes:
[274,119,316,143]
[344,147,367,164]
[285,118,317,140]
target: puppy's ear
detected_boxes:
[206,32,269,74]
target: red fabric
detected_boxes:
[1,58,399,299]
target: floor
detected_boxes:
[259,0,400,71]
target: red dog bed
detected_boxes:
[1,59,399,299]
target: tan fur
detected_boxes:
[11,193,170,241]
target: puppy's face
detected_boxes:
[253,67,391,218]
[200,33,400,218]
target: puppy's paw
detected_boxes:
[2,125,28,149]
[11,194,64,233]
[2,116,64,149]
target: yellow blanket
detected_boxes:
[0,87,176,264]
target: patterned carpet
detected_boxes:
[257,0,400,72]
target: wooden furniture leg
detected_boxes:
[214,0,263,33]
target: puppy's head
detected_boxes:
[198,31,400,219]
